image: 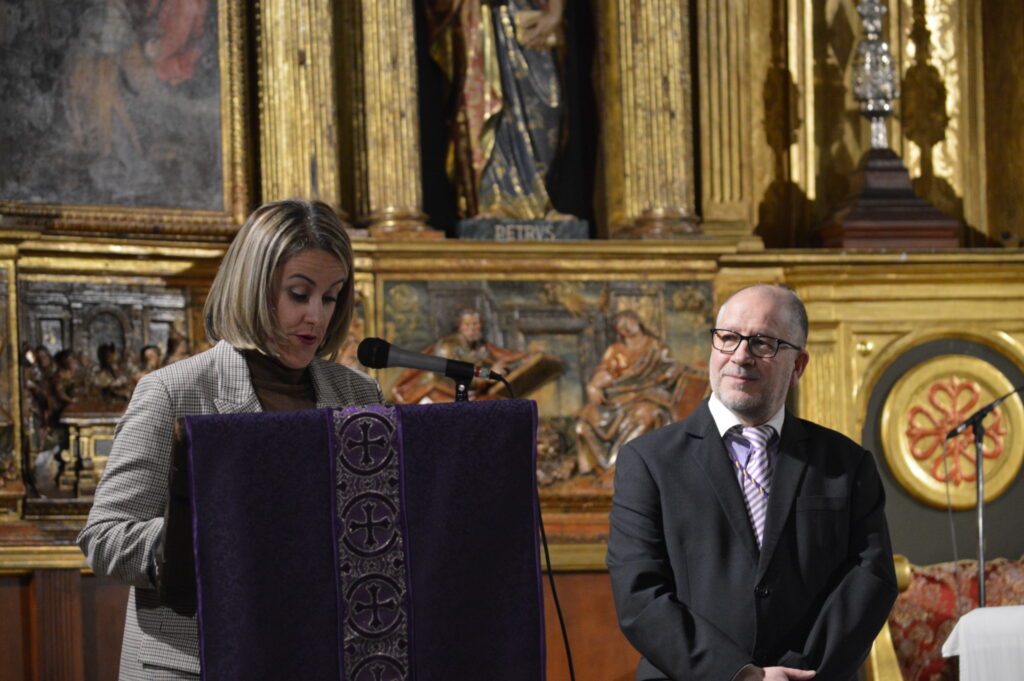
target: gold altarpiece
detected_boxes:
[4,238,1023,680]
[249,0,1020,245]
[1,2,1023,679]
[4,239,1023,529]
[1,0,1021,571]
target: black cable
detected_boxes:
[941,440,963,617]
[497,374,515,398]
[496,374,576,681]
[538,496,577,681]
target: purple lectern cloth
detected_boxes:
[185,409,340,681]
[183,400,544,681]
[398,401,544,681]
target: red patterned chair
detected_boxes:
[882,556,1024,681]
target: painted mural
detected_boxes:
[0,0,223,210]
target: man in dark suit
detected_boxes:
[607,284,898,681]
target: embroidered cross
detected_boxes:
[349,501,391,548]
[354,583,397,628]
[346,420,388,466]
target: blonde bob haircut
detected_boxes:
[204,198,354,360]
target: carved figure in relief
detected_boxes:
[18,345,62,492]
[391,308,531,403]
[23,345,59,453]
[426,0,569,219]
[133,344,164,384]
[536,419,575,485]
[92,342,133,404]
[163,331,191,364]
[53,350,86,409]
[34,346,57,378]
[574,310,703,476]
[338,315,367,370]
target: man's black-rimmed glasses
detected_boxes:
[710,328,803,359]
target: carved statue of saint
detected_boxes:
[23,346,59,453]
[163,331,191,365]
[132,345,163,384]
[91,343,133,404]
[574,311,706,476]
[53,350,85,409]
[426,0,568,219]
[391,308,531,403]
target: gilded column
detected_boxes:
[697,0,755,238]
[596,0,699,238]
[257,0,349,219]
[339,1,441,240]
[0,248,23,520]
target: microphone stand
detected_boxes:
[946,384,1024,607]
[972,421,986,607]
[448,365,475,402]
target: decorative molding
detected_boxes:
[800,325,844,435]
[0,541,611,573]
[0,546,89,572]
[880,354,1024,509]
[545,542,608,572]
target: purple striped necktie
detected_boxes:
[736,425,775,548]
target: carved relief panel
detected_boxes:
[17,278,187,498]
[376,276,713,536]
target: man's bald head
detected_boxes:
[718,285,807,348]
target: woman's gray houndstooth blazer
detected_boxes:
[78,340,384,680]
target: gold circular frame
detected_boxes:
[880,354,1024,509]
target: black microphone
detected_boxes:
[945,385,1024,440]
[356,337,503,383]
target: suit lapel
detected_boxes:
[689,404,760,563]
[211,341,262,415]
[756,411,808,579]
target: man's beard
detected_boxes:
[719,391,769,420]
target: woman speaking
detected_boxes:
[78,199,383,680]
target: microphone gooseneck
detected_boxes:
[944,384,1024,441]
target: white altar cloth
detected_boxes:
[942,605,1024,681]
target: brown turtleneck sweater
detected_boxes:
[242,350,317,412]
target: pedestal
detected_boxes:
[821,148,960,249]
[455,219,590,241]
